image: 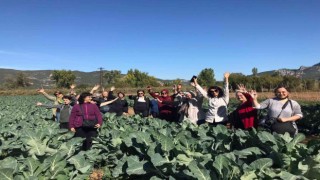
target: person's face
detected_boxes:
[177,84,182,90]
[63,98,71,105]
[209,89,219,97]
[102,91,108,97]
[276,87,289,99]
[55,93,63,98]
[161,91,168,97]
[236,92,247,102]
[118,93,124,98]
[84,96,92,103]
[138,91,144,97]
[185,93,192,99]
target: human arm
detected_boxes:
[278,101,303,122]
[93,104,103,128]
[100,97,118,106]
[90,84,100,94]
[250,90,260,108]
[37,88,56,101]
[278,115,302,123]
[223,72,230,104]
[69,105,78,132]
[36,102,61,109]
[69,84,76,96]
[193,78,208,99]
[107,86,117,100]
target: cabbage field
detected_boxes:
[0,95,320,179]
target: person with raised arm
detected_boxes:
[194,72,230,125]
[251,85,303,137]
[229,84,258,130]
[37,88,64,122]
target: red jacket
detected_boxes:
[149,89,176,121]
[236,93,258,129]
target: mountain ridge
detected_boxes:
[0,62,319,88]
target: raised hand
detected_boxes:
[224,72,230,79]
[249,90,258,99]
[92,84,100,91]
[237,84,247,93]
[37,88,45,93]
[110,86,115,91]
[70,84,76,89]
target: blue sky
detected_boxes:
[0,0,319,81]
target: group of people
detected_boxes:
[36,72,303,150]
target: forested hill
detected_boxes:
[0,62,319,88]
[257,63,320,80]
[0,69,100,88]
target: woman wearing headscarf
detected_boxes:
[148,87,176,121]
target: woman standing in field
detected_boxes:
[194,72,230,125]
[252,85,303,137]
[37,88,64,122]
[229,84,258,130]
[108,92,129,116]
[148,87,176,122]
[128,90,150,117]
[37,95,74,129]
[69,92,103,150]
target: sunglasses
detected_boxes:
[210,89,219,93]
[161,92,167,95]
[138,92,144,94]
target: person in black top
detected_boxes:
[109,92,129,116]
[129,90,150,117]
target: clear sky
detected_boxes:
[0,0,319,81]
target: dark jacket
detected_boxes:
[109,99,129,116]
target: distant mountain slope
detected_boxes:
[256,63,320,80]
[0,69,101,88]
[0,62,319,88]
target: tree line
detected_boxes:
[3,68,319,92]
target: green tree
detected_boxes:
[104,70,122,85]
[229,73,247,91]
[16,72,32,87]
[282,75,302,91]
[124,69,160,87]
[4,72,32,88]
[252,67,258,77]
[51,70,76,88]
[197,68,215,87]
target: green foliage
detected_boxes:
[4,72,32,89]
[124,69,160,87]
[228,72,316,92]
[104,70,122,85]
[197,68,215,87]
[252,67,258,76]
[0,96,319,179]
[51,70,76,88]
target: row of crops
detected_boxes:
[0,95,320,179]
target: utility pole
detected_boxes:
[98,67,104,90]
